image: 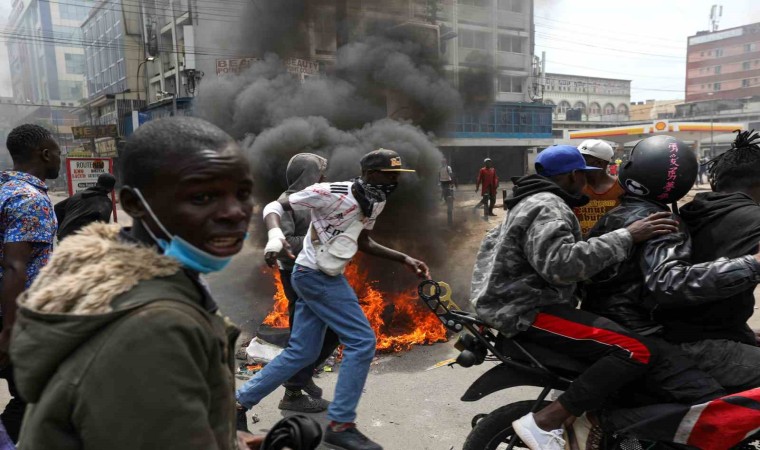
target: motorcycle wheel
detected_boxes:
[463,400,550,450]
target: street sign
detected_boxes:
[65,157,118,222]
[71,125,118,140]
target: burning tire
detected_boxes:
[256,325,291,348]
[463,401,549,450]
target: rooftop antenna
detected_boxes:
[710,4,722,32]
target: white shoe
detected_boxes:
[512,413,566,450]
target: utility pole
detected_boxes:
[170,0,179,116]
[87,104,97,157]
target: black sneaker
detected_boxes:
[236,403,250,433]
[324,426,383,450]
[278,391,330,413]
[303,378,323,399]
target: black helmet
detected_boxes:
[619,135,697,204]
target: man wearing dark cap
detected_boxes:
[55,173,116,240]
[238,148,430,450]
[471,145,686,449]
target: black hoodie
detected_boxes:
[504,174,590,210]
[660,192,760,345]
[54,187,113,240]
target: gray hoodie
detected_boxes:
[277,153,327,271]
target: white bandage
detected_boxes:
[265,228,286,254]
[263,201,285,219]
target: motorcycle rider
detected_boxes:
[471,145,723,450]
[583,135,760,393]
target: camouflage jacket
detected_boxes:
[471,188,633,337]
[582,195,760,336]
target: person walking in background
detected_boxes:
[0,124,60,443]
[439,158,456,226]
[475,158,498,216]
[274,153,338,413]
[54,173,116,241]
[573,140,625,237]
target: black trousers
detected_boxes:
[0,319,24,443]
[517,305,723,417]
[280,269,341,391]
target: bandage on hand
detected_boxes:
[265,228,286,255]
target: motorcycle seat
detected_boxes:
[497,335,587,378]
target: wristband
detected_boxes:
[265,228,286,254]
[263,201,285,219]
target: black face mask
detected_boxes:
[352,178,386,217]
[366,182,398,196]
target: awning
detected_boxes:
[568,121,746,144]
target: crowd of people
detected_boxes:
[0,116,759,450]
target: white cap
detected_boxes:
[578,139,614,163]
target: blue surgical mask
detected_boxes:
[133,188,237,273]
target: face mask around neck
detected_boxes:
[132,188,235,273]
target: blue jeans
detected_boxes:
[236,265,376,423]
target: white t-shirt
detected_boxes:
[289,181,385,271]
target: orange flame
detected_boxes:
[263,262,448,352]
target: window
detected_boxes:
[498,75,523,93]
[498,34,523,53]
[745,43,757,52]
[743,79,750,88]
[715,48,724,57]
[498,0,522,12]
[589,102,601,116]
[603,103,615,115]
[743,61,751,70]
[459,29,491,50]
[617,104,629,115]
[460,0,491,7]
[573,101,586,112]
[59,3,89,20]
[714,82,721,91]
[543,99,555,106]
[556,100,571,113]
[700,51,705,56]
[64,53,84,74]
[714,65,721,74]
[708,50,712,56]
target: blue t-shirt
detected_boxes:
[0,171,57,288]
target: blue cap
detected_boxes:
[535,145,602,177]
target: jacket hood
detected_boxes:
[680,192,758,233]
[11,223,182,402]
[80,186,110,198]
[286,153,327,193]
[505,174,589,209]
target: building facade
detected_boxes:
[543,73,630,122]
[79,0,146,155]
[686,22,760,102]
[629,99,683,121]
[6,0,92,106]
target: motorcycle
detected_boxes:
[417,280,760,450]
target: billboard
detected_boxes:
[216,57,320,79]
[71,125,119,140]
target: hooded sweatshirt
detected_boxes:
[10,223,240,450]
[54,186,113,240]
[470,174,633,336]
[277,154,327,271]
[658,192,760,344]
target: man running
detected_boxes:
[55,173,116,240]
[237,148,429,450]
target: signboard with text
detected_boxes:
[65,158,118,222]
[216,57,320,79]
[71,125,119,140]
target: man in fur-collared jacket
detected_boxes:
[9,117,259,450]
